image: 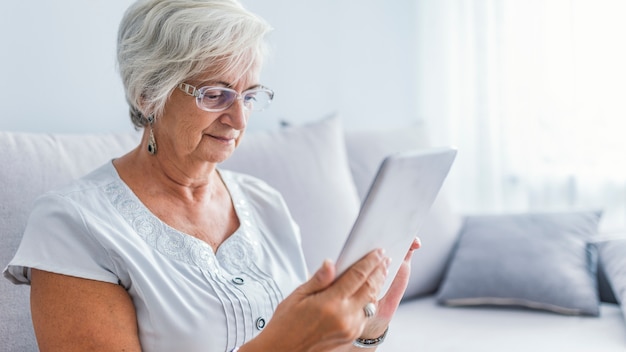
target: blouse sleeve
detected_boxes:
[4,192,119,285]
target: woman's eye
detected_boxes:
[203,91,223,101]
[244,93,257,103]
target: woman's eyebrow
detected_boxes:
[204,81,261,91]
[193,80,229,88]
[245,83,262,90]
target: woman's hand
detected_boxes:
[241,248,391,352]
[242,238,421,352]
[359,238,421,343]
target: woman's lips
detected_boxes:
[207,133,236,144]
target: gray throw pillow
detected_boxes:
[595,237,626,321]
[437,211,602,316]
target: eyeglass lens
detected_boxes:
[198,87,272,112]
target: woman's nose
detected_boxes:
[221,98,248,130]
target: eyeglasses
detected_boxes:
[178,83,274,112]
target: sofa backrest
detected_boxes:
[1,120,616,350]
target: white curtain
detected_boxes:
[415,0,626,232]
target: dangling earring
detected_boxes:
[147,115,157,155]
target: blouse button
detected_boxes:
[232,277,245,285]
[255,317,266,330]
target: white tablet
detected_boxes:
[335,147,457,297]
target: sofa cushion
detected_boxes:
[437,211,602,316]
[381,296,626,352]
[0,131,140,351]
[221,116,361,273]
[595,237,626,322]
[344,123,463,298]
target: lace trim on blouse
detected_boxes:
[103,169,260,275]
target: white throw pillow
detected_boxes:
[221,116,361,273]
[344,123,463,298]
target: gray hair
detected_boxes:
[117,0,272,127]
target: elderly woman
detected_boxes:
[4,0,419,351]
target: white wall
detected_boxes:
[0,1,419,133]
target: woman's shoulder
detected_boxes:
[39,161,119,203]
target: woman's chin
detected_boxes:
[206,147,236,164]
[195,135,240,164]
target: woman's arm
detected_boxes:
[30,269,142,352]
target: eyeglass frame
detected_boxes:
[178,83,274,112]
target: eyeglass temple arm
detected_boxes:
[178,83,200,97]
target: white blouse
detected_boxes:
[4,162,308,352]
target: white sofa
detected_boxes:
[1,116,625,351]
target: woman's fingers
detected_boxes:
[380,237,421,310]
[296,259,336,296]
[378,253,412,317]
[358,237,422,340]
[351,256,391,309]
[332,249,387,299]
[407,237,421,257]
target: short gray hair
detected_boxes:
[117,0,272,127]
